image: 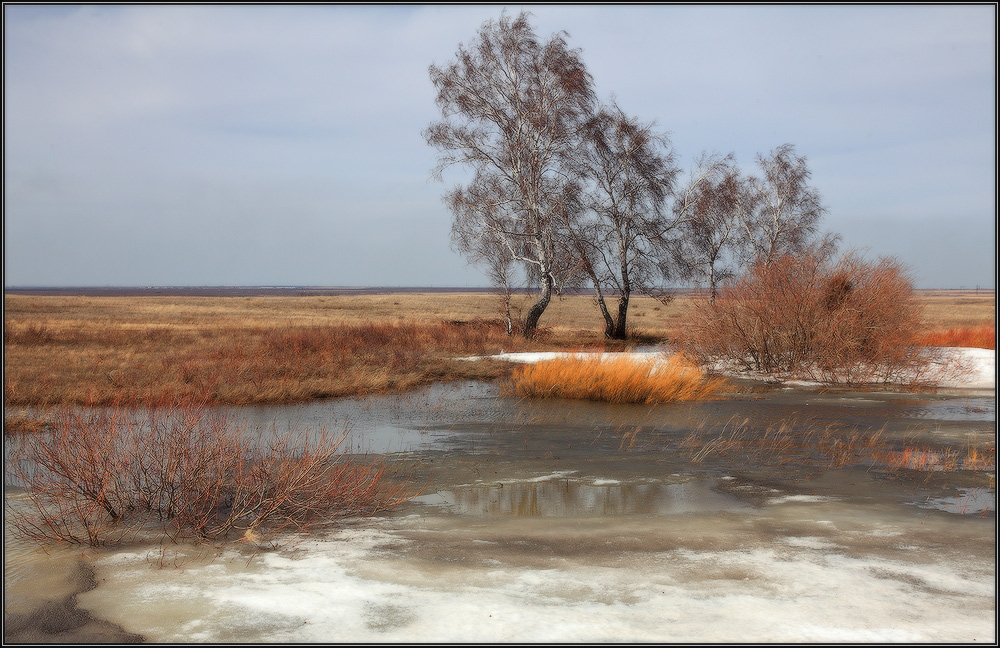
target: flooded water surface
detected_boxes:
[5,381,996,643]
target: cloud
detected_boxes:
[3,5,995,287]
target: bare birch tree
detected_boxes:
[569,104,679,339]
[425,12,595,338]
[740,143,828,264]
[449,189,520,334]
[673,152,746,302]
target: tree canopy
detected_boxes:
[427,13,835,339]
[425,11,595,337]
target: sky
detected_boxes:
[3,4,996,289]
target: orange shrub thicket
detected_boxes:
[504,353,725,404]
[5,400,410,546]
[916,325,995,350]
[682,251,927,385]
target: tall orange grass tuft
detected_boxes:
[915,325,995,350]
[503,353,725,404]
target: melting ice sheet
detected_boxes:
[912,487,997,515]
[76,487,995,643]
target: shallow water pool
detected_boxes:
[5,381,996,642]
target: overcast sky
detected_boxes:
[4,4,996,289]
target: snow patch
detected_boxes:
[523,470,578,483]
[461,347,995,390]
[82,521,996,643]
[769,495,836,505]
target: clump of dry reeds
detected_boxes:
[4,400,411,547]
[681,415,996,475]
[503,353,726,404]
[915,325,995,350]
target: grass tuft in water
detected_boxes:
[503,353,726,404]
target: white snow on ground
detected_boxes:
[930,347,995,389]
[458,350,648,364]
[78,513,996,643]
[460,347,996,390]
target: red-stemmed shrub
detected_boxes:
[5,399,411,546]
[681,250,930,385]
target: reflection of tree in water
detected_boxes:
[446,482,671,517]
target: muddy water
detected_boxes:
[5,382,996,642]
[4,489,144,643]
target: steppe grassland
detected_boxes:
[5,292,659,406]
[5,289,992,333]
[3,291,995,540]
[2,292,690,336]
[916,290,996,330]
[3,290,995,407]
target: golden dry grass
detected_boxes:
[915,290,995,330]
[2,292,686,407]
[915,325,995,350]
[5,289,989,339]
[503,353,726,404]
[1,292,692,339]
[3,289,993,407]
[3,318,529,406]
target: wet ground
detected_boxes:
[4,381,996,642]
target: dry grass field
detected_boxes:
[3,289,995,408]
[2,292,688,338]
[915,289,996,330]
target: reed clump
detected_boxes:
[681,415,996,475]
[503,353,726,404]
[4,399,412,547]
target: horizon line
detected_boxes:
[4,284,994,295]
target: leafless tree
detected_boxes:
[740,143,828,264]
[673,152,746,302]
[569,104,679,339]
[425,12,596,338]
[450,198,519,334]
